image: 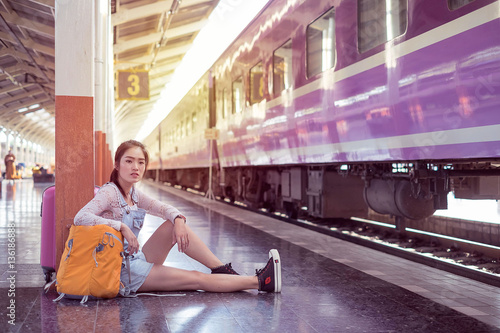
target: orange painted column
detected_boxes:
[54,1,95,269]
[95,131,104,186]
[103,133,113,184]
[106,139,113,182]
[97,131,112,186]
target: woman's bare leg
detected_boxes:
[141,221,224,269]
[138,265,258,292]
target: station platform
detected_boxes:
[1,179,500,332]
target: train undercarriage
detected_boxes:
[146,160,500,222]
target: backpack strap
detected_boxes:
[53,293,65,302]
[44,279,57,293]
[121,293,186,298]
[103,232,123,247]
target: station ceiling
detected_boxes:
[0,0,219,150]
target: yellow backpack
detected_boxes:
[52,224,124,303]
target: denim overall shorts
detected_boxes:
[119,195,154,294]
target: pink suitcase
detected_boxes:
[40,185,100,283]
[40,185,56,283]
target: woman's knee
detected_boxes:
[160,220,174,232]
[179,270,211,291]
[172,269,207,291]
[144,221,173,244]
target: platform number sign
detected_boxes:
[117,70,149,100]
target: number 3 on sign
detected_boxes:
[117,70,149,100]
[127,74,140,96]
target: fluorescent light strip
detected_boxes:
[350,217,500,251]
[406,227,500,251]
[351,217,500,250]
[350,216,396,229]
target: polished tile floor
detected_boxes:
[1,179,500,332]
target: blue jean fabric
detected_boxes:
[118,193,153,294]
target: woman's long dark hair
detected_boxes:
[110,140,149,197]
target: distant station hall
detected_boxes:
[2,0,500,332]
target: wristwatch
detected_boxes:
[174,214,187,223]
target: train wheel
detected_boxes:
[284,201,298,219]
[44,271,53,283]
[225,186,235,203]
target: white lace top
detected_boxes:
[74,182,183,231]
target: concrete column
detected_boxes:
[55,0,95,269]
[94,0,114,186]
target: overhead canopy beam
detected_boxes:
[115,43,191,70]
[0,83,35,95]
[0,95,52,117]
[25,0,55,9]
[112,0,174,26]
[0,7,54,38]
[0,31,55,56]
[0,13,53,85]
[0,87,42,105]
[113,19,206,54]
[0,48,55,70]
[1,62,55,82]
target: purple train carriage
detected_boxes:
[144,0,500,223]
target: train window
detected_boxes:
[216,88,224,119]
[250,62,265,104]
[192,112,197,129]
[358,0,407,53]
[217,88,229,119]
[232,76,244,113]
[448,0,475,10]
[273,39,293,95]
[162,131,167,146]
[222,88,230,119]
[306,7,336,78]
[186,115,191,136]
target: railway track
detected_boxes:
[147,180,500,288]
[269,213,500,288]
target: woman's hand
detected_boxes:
[121,223,139,254]
[172,218,189,253]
